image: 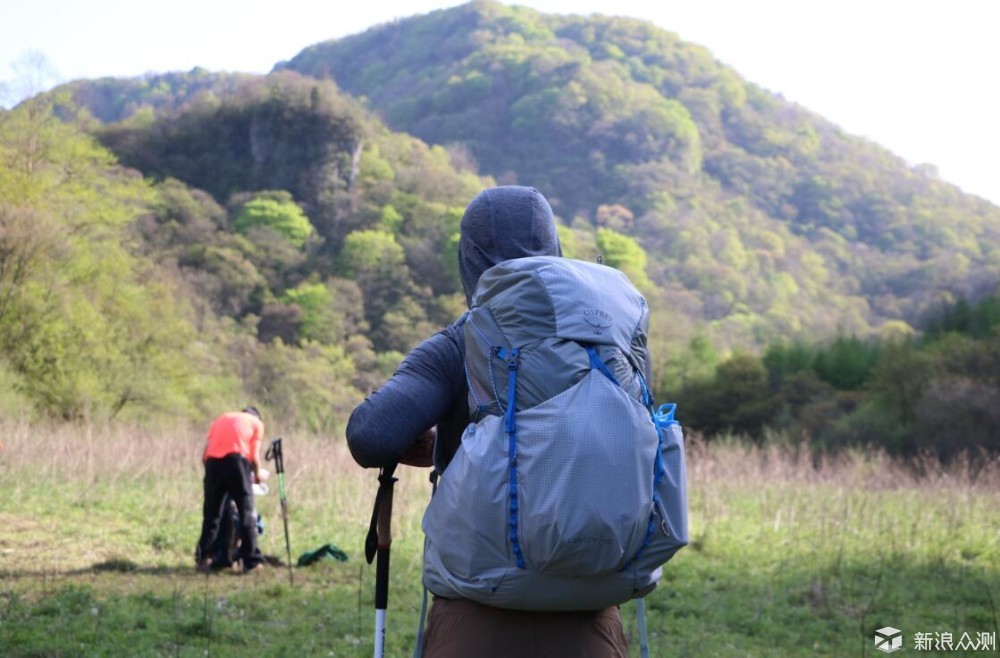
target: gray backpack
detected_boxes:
[422,255,688,611]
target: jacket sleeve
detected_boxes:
[346,325,465,468]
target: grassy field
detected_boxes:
[1,420,998,657]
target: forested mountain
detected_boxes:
[2,0,998,454]
[57,68,256,125]
[2,71,488,428]
[279,0,1000,345]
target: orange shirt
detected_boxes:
[204,411,264,462]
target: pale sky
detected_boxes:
[2,0,998,206]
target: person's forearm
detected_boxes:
[346,326,462,468]
[347,390,429,467]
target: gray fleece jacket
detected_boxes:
[345,186,562,473]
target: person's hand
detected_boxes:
[400,428,436,468]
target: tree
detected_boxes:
[0,91,203,419]
[595,227,653,291]
[0,205,57,326]
[280,280,345,344]
[339,229,406,279]
[338,229,415,351]
[763,341,815,391]
[0,51,61,109]
[713,353,777,439]
[234,193,314,248]
[679,352,777,440]
[866,340,935,426]
[244,339,358,433]
[812,335,880,391]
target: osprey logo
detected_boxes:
[583,308,613,334]
[566,535,613,546]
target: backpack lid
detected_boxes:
[471,256,648,352]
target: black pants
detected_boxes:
[197,453,259,570]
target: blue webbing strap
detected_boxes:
[497,347,525,569]
[637,371,654,414]
[586,346,619,385]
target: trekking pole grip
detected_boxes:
[373,463,397,609]
[266,437,284,473]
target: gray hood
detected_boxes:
[458,186,562,307]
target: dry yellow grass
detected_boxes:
[3,419,997,575]
[0,419,430,574]
[2,420,998,656]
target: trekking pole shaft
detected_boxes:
[374,608,387,658]
[374,546,390,658]
[279,486,293,585]
[373,466,396,658]
[636,597,650,658]
[268,438,293,586]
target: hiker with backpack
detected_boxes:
[347,185,687,657]
[196,406,268,574]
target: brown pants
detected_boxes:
[422,597,628,658]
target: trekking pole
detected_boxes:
[265,437,293,585]
[365,463,398,658]
[636,597,651,658]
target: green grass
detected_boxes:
[1,424,998,657]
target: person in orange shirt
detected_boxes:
[196,406,266,573]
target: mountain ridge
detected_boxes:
[275,1,1000,337]
[54,1,1000,347]
[9,0,1000,392]
[5,0,997,429]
